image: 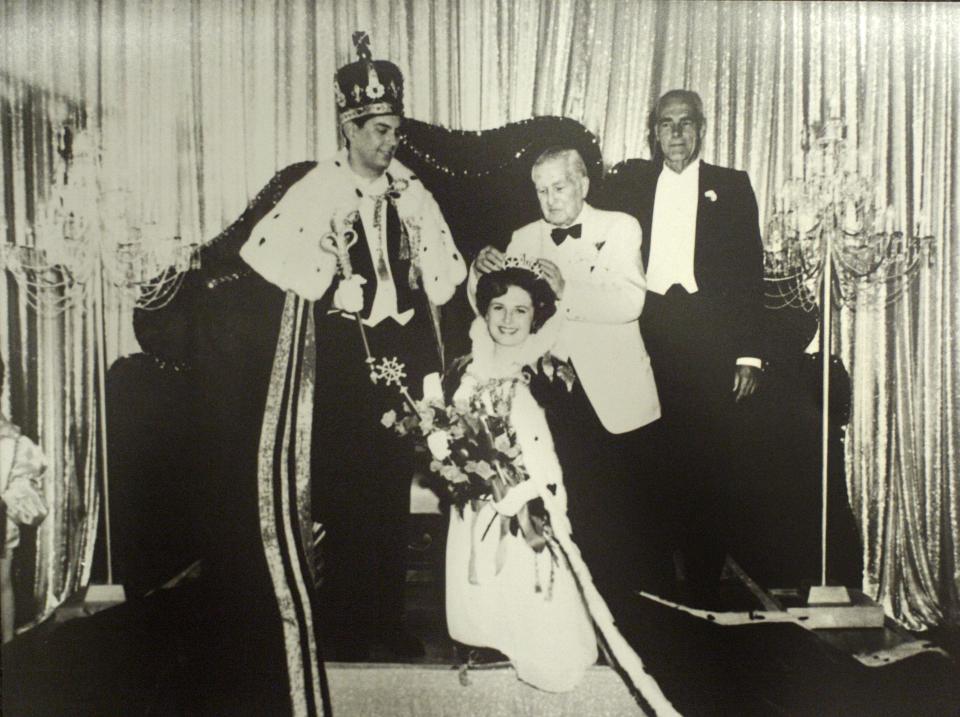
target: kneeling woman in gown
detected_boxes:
[442,265,598,692]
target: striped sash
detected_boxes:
[257,293,329,716]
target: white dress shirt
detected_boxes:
[349,170,414,327]
[647,161,761,368]
[646,161,700,295]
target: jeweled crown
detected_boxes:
[334,31,404,125]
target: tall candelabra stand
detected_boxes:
[1,125,198,605]
[763,117,935,621]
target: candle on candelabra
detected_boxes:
[842,199,860,235]
[828,96,840,117]
[768,223,783,253]
[798,202,818,235]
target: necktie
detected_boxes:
[550,224,582,246]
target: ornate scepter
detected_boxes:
[320,214,426,411]
[319,212,377,379]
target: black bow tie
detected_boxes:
[550,224,582,246]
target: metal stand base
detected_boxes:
[83,583,126,607]
[807,585,852,605]
[787,588,885,629]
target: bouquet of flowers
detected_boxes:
[382,372,530,510]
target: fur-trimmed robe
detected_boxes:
[134,154,464,715]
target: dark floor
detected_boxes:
[395,513,960,716]
[398,512,959,668]
[43,512,960,672]
[9,512,959,717]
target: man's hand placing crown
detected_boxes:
[333,274,367,313]
[474,246,505,274]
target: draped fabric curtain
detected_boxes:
[1,3,108,624]
[1,0,957,629]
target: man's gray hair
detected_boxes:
[531,146,588,180]
[654,89,706,125]
[647,89,706,159]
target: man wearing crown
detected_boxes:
[469,146,664,598]
[134,31,464,713]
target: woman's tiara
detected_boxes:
[502,254,546,280]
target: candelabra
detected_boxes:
[1,124,199,603]
[763,117,935,611]
[2,127,197,316]
[765,118,934,312]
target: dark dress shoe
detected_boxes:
[454,643,508,665]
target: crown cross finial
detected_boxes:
[352,31,372,61]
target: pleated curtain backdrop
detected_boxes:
[1,0,957,630]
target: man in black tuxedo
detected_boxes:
[603,89,765,604]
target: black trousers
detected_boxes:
[312,306,440,651]
[532,366,670,599]
[640,287,745,591]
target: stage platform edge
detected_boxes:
[324,662,646,716]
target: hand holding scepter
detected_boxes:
[319,213,375,376]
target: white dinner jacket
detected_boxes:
[469,203,660,434]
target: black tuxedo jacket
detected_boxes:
[602,158,765,360]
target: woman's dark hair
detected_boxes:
[476,267,557,333]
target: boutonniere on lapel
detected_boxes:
[587,241,606,273]
[704,189,718,202]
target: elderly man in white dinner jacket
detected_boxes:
[469,145,666,594]
[470,146,659,433]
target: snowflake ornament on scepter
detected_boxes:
[369,355,420,414]
[318,210,423,413]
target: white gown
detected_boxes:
[443,318,598,693]
[446,500,598,692]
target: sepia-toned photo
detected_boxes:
[1,1,958,714]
